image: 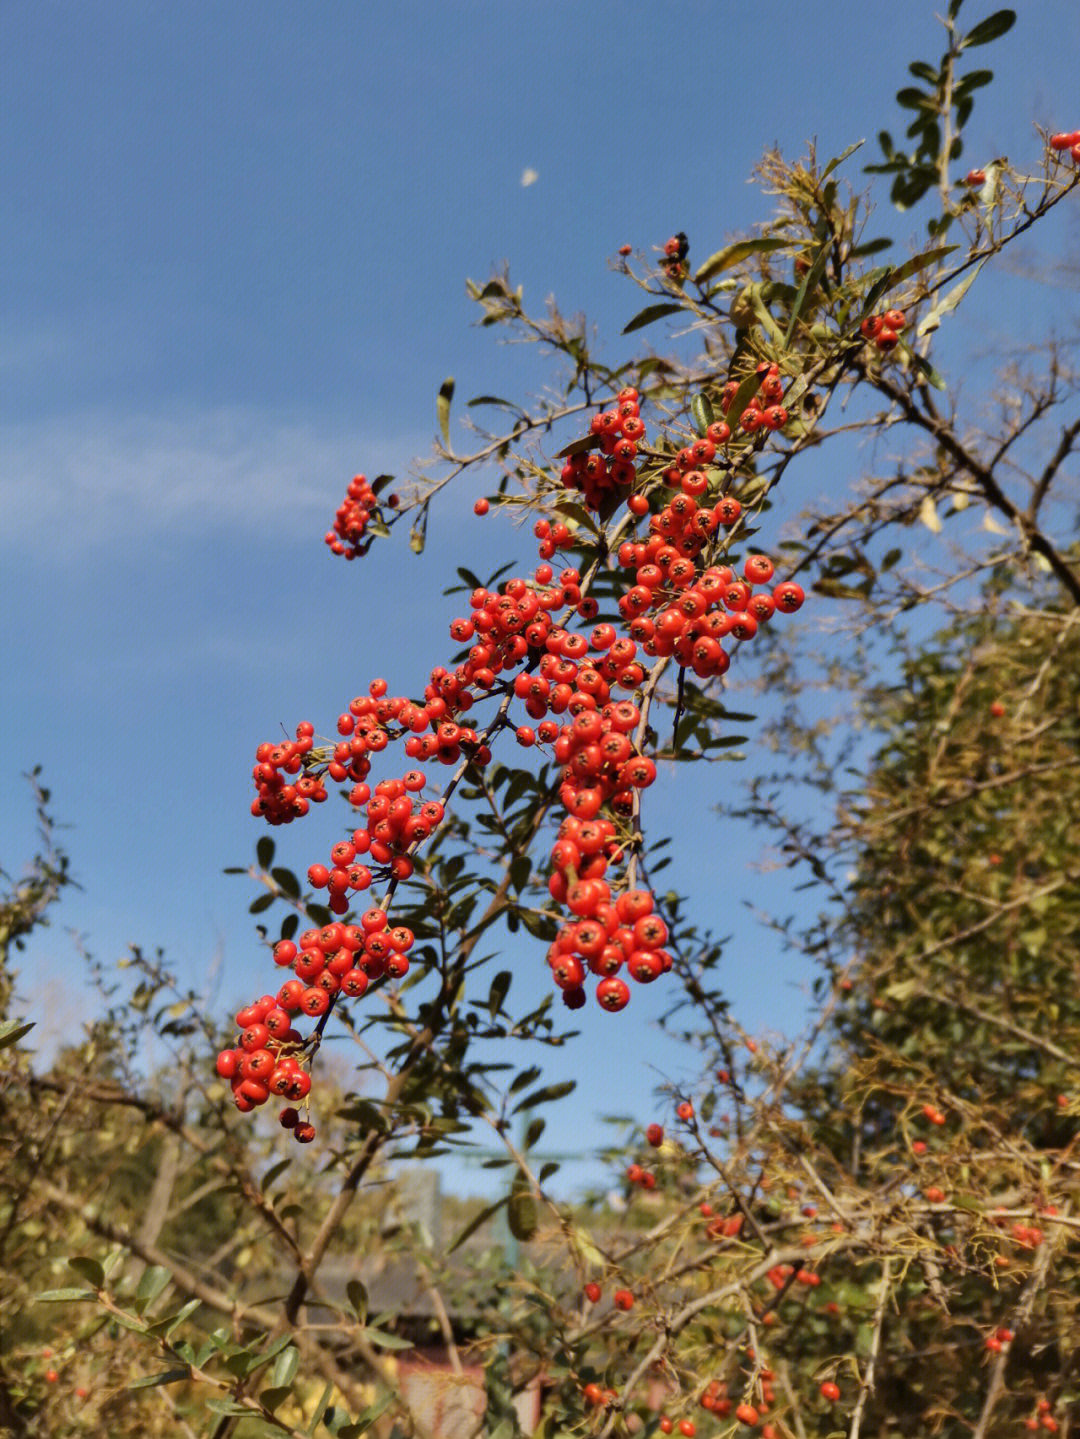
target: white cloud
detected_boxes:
[0,406,422,546]
[520,167,539,187]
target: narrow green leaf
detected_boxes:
[126,1367,190,1391]
[260,1386,292,1412]
[555,434,600,460]
[960,9,1015,47]
[721,369,766,434]
[256,836,275,869]
[249,892,274,914]
[270,866,299,899]
[896,86,933,111]
[0,1019,34,1051]
[524,1116,546,1150]
[821,139,865,180]
[467,394,516,410]
[508,1174,538,1242]
[622,302,683,334]
[447,1196,508,1253]
[693,236,788,285]
[338,1393,394,1439]
[923,256,986,334]
[36,1288,96,1303]
[134,1265,171,1311]
[347,1279,368,1321]
[910,351,947,390]
[784,242,831,346]
[488,970,512,1017]
[145,1298,201,1339]
[356,1326,413,1352]
[272,1345,300,1389]
[436,377,454,447]
[260,1157,291,1194]
[954,68,994,93]
[513,1079,576,1114]
[67,1256,104,1288]
[690,393,714,436]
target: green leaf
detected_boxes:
[356,1326,413,1351]
[256,836,275,869]
[896,86,933,112]
[892,244,958,284]
[509,1065,542,1095]
[347,1280,368,1321]
[249,892,274,914]
[954,68,994,93]
[693,236,789,285]
[961,8,1015,46]
[508,1174,538,1242]
[554,434,600,460]
[512,1079,576,1114]
[690,393,714,436]
[447,1196,507,1253]
[272,1345,300,1388]
[437,377,454,447]
[126,1367,191,1390]
[260,1157,291,1194]
[260,1386,292,1412]
[784,242,831,346]
[36,1288,97,1303]
[271,867,300,899]
[488,970,512,1017]
[67,1256,104,1288]
[0,1019,34,1051]
[205,1399,254,1417]
[524,1116,546,1150]
[917,258,986,335]
[134,1265,171,1311]
[910,351,947,390]
[622,302,683,334]
[820,139,865,181]
[467,394,517,410]
[145,1299,201,1339]
[722,369,766,433]
[337,1392,394,1439]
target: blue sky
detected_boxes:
[3,1,1077,1198]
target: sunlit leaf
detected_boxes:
[693,236,789,285]
[622,302,683,334]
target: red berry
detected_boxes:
[613,1287,634,1310]
[596,977,630,1011]
[820,1381,840,1401]
[473,497,490,516]
[584,1281,601,1303]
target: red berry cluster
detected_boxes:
[215,994,314,1139]
[548,882,669,1013]
[251,720,322,824]
[231,361,812,1131]
[216,913,417,1141]
[307,772,443,909]
[1050,129,1080,162]
[860,307,907,352]
[325,473,382,558]
[559,391,649,506]
[720,361,788,434]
